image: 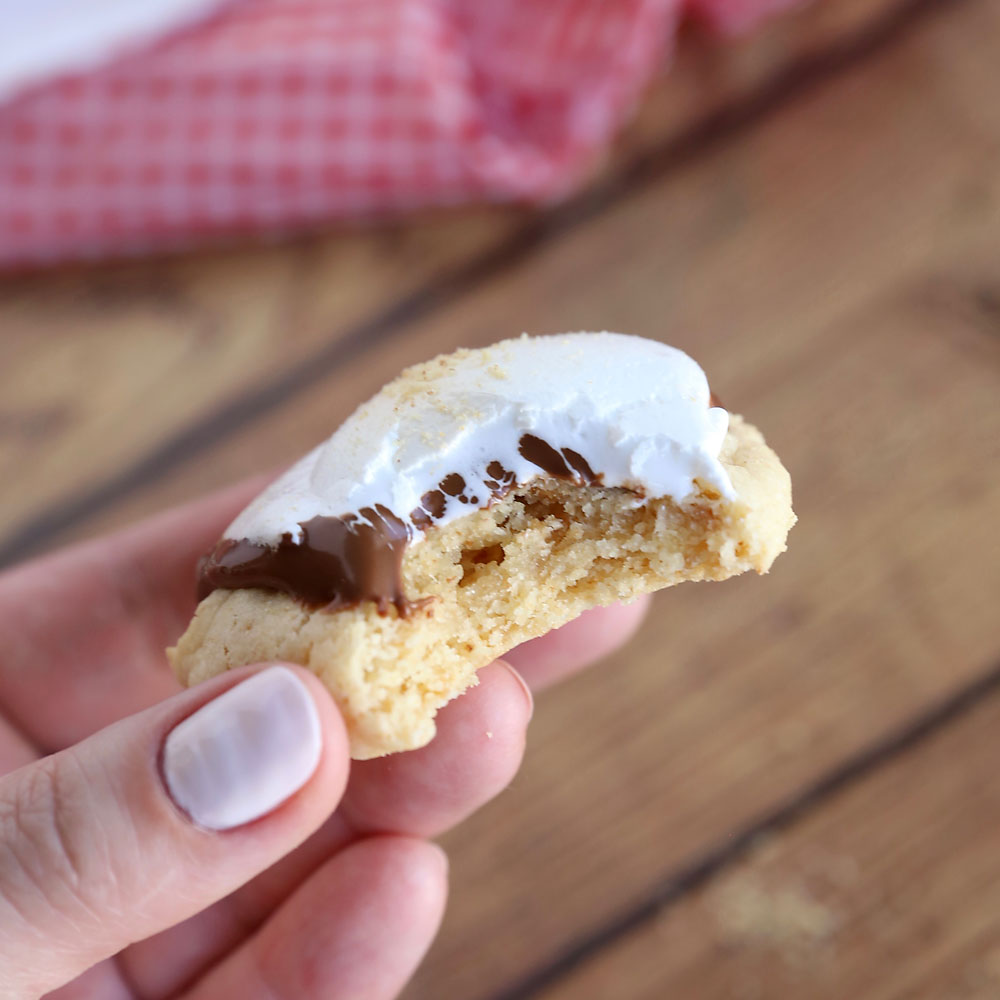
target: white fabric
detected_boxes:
[0,0,225,101]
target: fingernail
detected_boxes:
[500,661,534,721]
[163,666,322,831]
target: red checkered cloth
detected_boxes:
[0,0,801,268]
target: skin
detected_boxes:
[0,480,648,1000]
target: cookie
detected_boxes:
[169,333,795,758]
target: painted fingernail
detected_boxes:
[500,661,534,721]
[163,666,322,831]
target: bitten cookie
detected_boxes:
[169,332,795,759]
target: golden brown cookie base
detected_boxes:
[168,415,794,759]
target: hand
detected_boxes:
[0,481,648,1000]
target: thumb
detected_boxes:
[0,664,348,999]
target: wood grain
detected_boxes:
[404,0,999,992]
[0,0,996,998]
[25,0,996,554]
[403,295,1000,999]
[534,685,1000,1000]
[0,0,917,563]
[611,0,923,169]
[0,208,518,546]
[7,0,992,996]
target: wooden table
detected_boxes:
[3,0,999,995]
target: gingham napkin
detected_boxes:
[0,0,801,268]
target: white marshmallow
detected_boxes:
[227,332,734,545]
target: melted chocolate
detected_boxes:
[483,460,516,494]
[198,505,416,615]
[199,402,729,613]
[518,434,600,483]
[410,471,477,528]
[411,488,446,529]
[562,447,597,481]
[487,460,514,482]
[439,473,466,496]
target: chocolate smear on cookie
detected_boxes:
[198,505,421,616]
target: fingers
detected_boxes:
[121,660,531,997]
[180,837,447,1000]
[0,664,347,999]
[342,660,532,836]
[243,659,531,914]
[41,961,132,1000]
[112,615,641,997]
[0,477,267,750]
[0,712,37,775]
[505,597,650,690]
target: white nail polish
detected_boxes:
[163,667,322,831]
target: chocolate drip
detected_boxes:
[410,471,478,528]
[563,447,597,482]
[518,434,600,484]
[439,473,466,496]
[487,460,514,482]
[483,460,516,494]
[411,488,446,529]
[198,505,417,615]
[198,428,648,613]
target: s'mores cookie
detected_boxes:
[169,332,795,759]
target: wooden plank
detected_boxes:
[0,0,907,558]
[533,687,1000,1000]
[611,0,916,169]
[0,208,518,541]
[34,0,995,551]
[404,291,1000,1000]
[399,0,999,992]
[19,1,997,996]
